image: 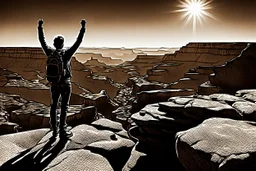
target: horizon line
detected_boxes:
[0,46,181,49]
[0,41,252,49]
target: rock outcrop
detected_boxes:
[128,89,256,170]
[0,118,135,171]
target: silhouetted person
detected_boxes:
[38,19,86,138]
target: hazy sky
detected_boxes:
[0,0,256,48]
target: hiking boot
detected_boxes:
[59,126,73,139]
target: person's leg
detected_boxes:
[50,84,61,137]
[59,80,72,138]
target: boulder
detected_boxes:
[176,118,256,171]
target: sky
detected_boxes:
[0,0,256,48]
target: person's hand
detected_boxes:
[38,19,44,27]
[81,19,86,28]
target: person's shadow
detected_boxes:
[0,136,70,171]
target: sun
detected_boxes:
[174,0,215,33]
[188,2,203,15]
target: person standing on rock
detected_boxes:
[38,19,86,138]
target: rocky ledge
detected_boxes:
[128,89,256,170]
[0,118,134,171]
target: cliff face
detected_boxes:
[147,43,248,84]
[209,43,256,92]
[163,43,247,63]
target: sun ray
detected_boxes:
[174,0,215,33]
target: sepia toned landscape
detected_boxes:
[1,42,256,170]
[1,0,256,170]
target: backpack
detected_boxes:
[46,50,66,83]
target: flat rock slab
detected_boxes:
[184,98,242,120]
[131,104,196,132]
[176,118,256,171]
[161,97,242,121]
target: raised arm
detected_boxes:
[65,20,86,59]
[38,19,54,56]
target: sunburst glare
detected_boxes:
[174,0,215,33]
